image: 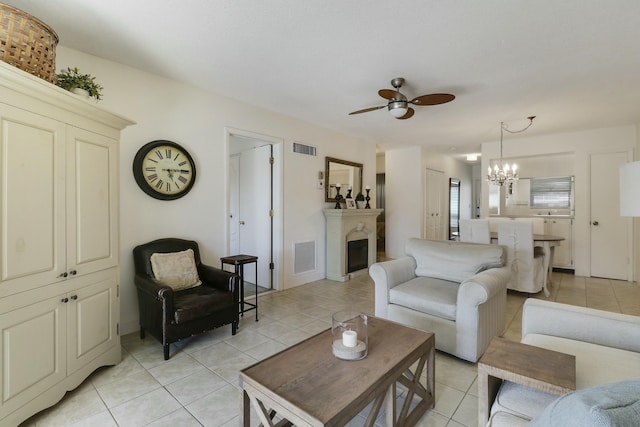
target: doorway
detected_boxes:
[449,178,460,240]
[424,168,445,240]
[228,130,282,292]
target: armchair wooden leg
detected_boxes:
[232,320,238,335]
[163,344,170,360]
[140,327,145,339]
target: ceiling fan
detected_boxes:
[349,77,455,120]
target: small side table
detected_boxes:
[221,254,258,321]
[477,337,576,427]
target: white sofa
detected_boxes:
[487,299,640,426]
[370,238,511,363]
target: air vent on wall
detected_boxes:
[292,142,317,156]
[294,240,316,274]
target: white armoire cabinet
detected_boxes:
[0,61,134,425]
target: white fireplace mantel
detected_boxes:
[324,208,383,282]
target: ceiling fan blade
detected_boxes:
[396,107,415,120]
[410,93,455,106]
[348,105,386,115]
[378,89,400,100]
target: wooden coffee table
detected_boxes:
[477,337,576,427]
[240,316,435,427]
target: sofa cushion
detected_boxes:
[528,378,640,427]
[487,410,530,427]
[173,285,234,324]
[491,380,558,421]
[389,276,459,321]
[150,249,202,291]
[405,238,504,283]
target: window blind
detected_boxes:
[530,176,572,208]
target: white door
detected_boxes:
[237,145,272,287]
[590,151,630,280]
[424,169,444,240]
[473,178,482,218]
[229,155,240,255]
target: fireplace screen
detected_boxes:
[347,239,368,273]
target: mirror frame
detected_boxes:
[325,157,363,202]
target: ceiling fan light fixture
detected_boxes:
[388,101,408,118]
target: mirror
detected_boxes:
[449,178,460,240]
[325,157,363,202]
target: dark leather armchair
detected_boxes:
[133,238,239,360]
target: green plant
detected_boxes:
[355,192,365,201]
[55,67,103,100]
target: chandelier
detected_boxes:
[487,116,536,186]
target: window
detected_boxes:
[530,176,573,208]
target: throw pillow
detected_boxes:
[528,378,640,427]
[150,249,202,291]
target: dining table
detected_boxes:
[490,232,565,297]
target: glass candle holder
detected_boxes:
[331,311,368,360]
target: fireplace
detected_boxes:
[347,239,368,273]
[323,209,383,281]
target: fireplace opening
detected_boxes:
[347,239,368,273]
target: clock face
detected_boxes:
[133,140,196,200]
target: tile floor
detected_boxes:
[19,271,640,427]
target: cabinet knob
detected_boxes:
[58,272,68,278]
[592,221,599,226]
[70,295,78,300]
[69,270,77,276]
[61,297,69,303]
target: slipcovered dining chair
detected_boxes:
[498,221,545,294]
[133,238,240,360]
[459,219,491,243]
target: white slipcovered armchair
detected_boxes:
[370,239,511,362]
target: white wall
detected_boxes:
[55,46,377,334]
[481,125,638,278]
[385,146,473,258]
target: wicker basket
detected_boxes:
[0,3,58,82]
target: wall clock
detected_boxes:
[133,140,196,200]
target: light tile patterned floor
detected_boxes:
[20,272,640,426]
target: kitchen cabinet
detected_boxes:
[0,61,133,425]
[545,218,574,269]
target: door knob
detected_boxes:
[592,221,599,226]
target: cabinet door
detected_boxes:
[0,105,67,296]
[67,273,118,374]
[549,219,573,268]
[0,296,66,417]
[67,127,118,276]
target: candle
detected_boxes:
[336,183,341,188]
[342,330,357,347]
[365,185,370,190]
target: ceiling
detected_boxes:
[5,1,640,161]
